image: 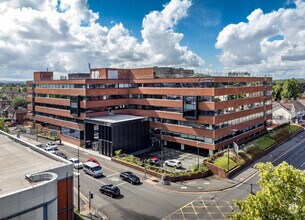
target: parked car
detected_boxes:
[83,162,103,177]
[69,157,83,169]
[87,157,100,165]
[148,157,160,166]
[44,145,58,153]
[120,172,140,184]
[164,159,182,168]
[99,184,120,198]
[54,151,68,160]
[46,142,57,148]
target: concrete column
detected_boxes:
[164,140,167,146]
[181,144,185,150]
[209,149,214,156]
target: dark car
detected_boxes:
[99,184,120,198]
[120,172,140,184]
[53,151,68,160]
[148,157,160,166]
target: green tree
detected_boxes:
[230,162,305,220]
[0,119,9,133]
[272,81,284,101]
[282,78,302,100]
[12,96,29,109]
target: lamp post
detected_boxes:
[77,144,80,213]
[197,143,200,168]
[160,130,164,162]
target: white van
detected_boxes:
[83,162,103,178]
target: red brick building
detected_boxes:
[26,67,272,156]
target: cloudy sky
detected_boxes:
[0,0,304,80]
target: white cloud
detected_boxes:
[0,0,203,80]
[216,0,305,78]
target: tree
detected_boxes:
[12,96,29,109]
[230,162,305,220]
[0,119,9,133]
[272,81,284,101]
[282,78,302,100]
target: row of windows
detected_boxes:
[160,122,264,144]
[149,111,267,131]
[61,127,84,140]
[33,81,271,89]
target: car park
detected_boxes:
[69,157,83,169]
[99,184,120,198]
[83,162,103,177]
[87,157,100,165]
[53,151,68,160]
[120,171,140,184]
[164,159,182,168]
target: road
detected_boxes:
[165,131,305,220]
[59,145,199,220]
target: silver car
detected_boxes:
[69,157,83,169]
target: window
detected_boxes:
[70,96,80,116]
[182,96,198,119]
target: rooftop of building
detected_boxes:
[0,132,67,197]
[85,114,146,124]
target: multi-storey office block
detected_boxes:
[26,67,272,156]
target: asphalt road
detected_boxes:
[59,145,199,220]
[165,130,305,219]
[218,131,305,217]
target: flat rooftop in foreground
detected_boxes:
[0,133,65,197]
[86,114,146,124]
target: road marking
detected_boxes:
[106,172,119,178]
[116,182,127,187]
[301,161,305,167]
[108,177,120,182]
[272,135,305,163]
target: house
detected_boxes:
[3,105,28,125]
[272,100,305,125]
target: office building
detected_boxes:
[26,67,272,156]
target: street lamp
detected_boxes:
[196,142,200,169]
[160,130,164,162]
[77,144,80,213]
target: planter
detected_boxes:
[112,157,212,182]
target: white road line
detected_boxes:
[116,182,127,187]
[301,161,305,167]
[272,136,305,163]
[105,172,119,178]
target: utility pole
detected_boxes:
[227,144,230,172]
[197,143,200,169]
[77,145,80,213]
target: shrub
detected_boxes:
[114,150,122,158]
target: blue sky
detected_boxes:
[0,0,304,80]
[88,0,292,72]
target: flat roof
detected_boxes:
[0,133,65,196]
[86,114,146,124]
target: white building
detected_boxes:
[272,100,305,125]
[0,131,74,220]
